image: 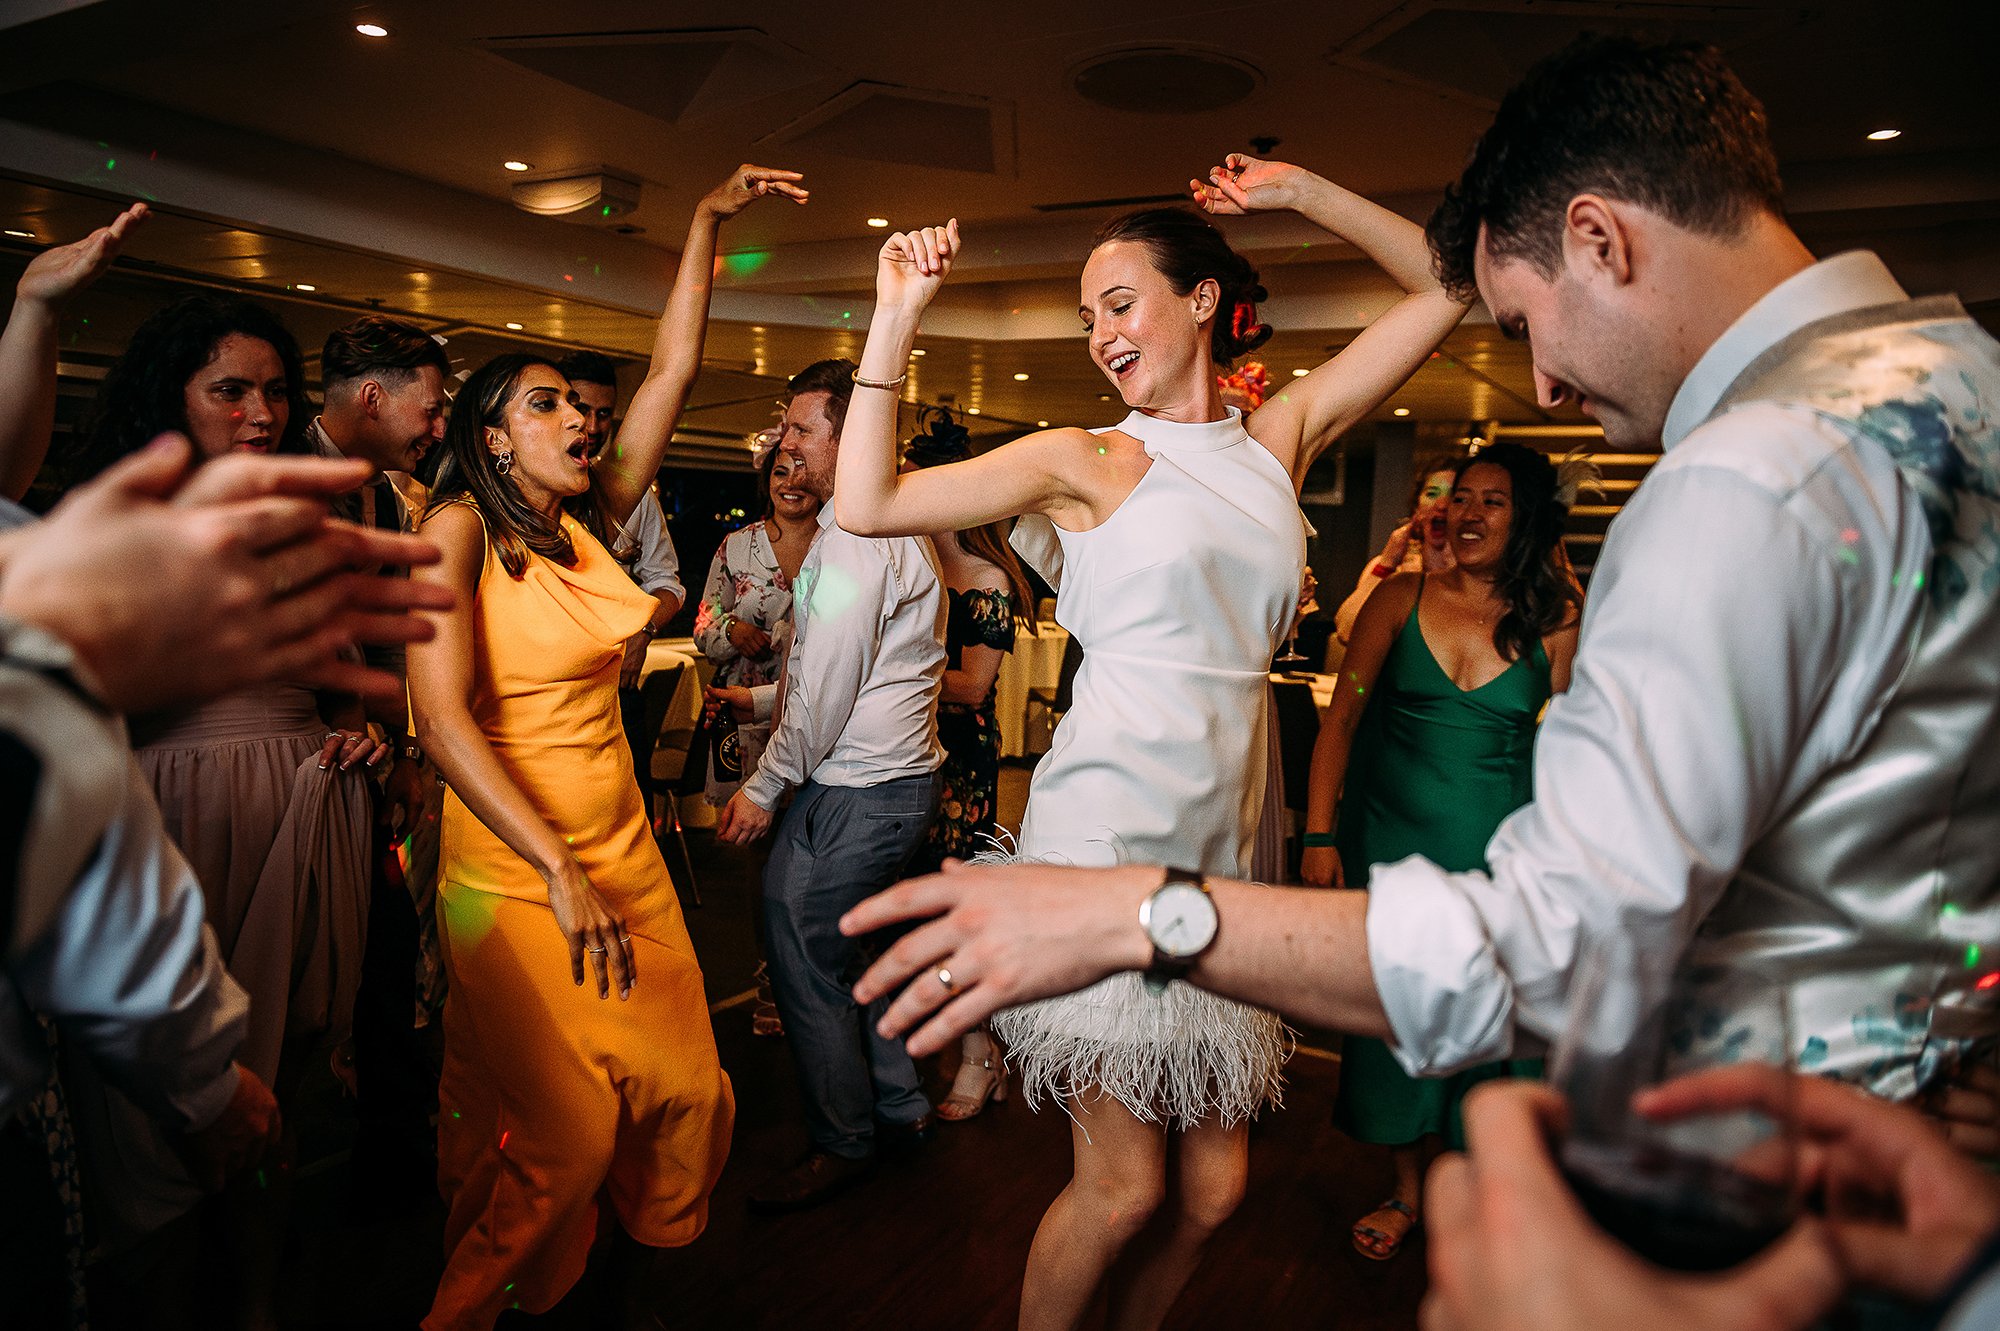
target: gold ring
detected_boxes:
[619,934,632,942]
[936,966,959,996]
[586,945,608,955]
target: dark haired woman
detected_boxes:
[1334,450,1461,645]
[1301,441,1582,1260]
[57,293,386,1328]
[695,440,820,1036]
[835,154,1466,1329]
[901,407,1039,1121]
[406,166,801,1328]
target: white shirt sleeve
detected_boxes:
[624,488,686,606]
[1364,456,1856,1075]
[739,531,894,811]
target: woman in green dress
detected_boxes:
[1300,441,1583,1260]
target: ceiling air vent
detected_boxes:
[481,27,814,124]
[1070,46,1262,115]
[758,82,1015,176]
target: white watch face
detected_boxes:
[1147,882,1218,960]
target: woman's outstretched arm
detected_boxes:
[596,165,806,526]
[836,221,1094,538]
[1190,155,1468,474]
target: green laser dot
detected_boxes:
[105,159,116,170]
[256,1169,267,1189]
[1943,903,1963,918]
[1968,944,1982,968]
[1097,446,1108,455]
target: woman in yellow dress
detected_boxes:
[406,165,804,1328]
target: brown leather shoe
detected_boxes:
[746,1150,874,1214]
[875,1111,937,1155]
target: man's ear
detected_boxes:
[1563,194,1634,286]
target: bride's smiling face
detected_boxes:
[1080,240,1216,411]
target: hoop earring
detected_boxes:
[494,448,514,477]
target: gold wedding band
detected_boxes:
[936,966,959,996]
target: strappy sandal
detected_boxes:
[1351,1198,1418,1261]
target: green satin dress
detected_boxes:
[1333,578,1549,1149]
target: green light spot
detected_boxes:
[721,250,770,279]
[104,158,116,170]
[1097,446,1107,455]
[1914,570,1926,589]
[452,1110,462,1119]
[1969,944,1982,968]
[565,834,575,844]
[601,204,611,216]
[1943,903,1963,918]
[256,1168,267,1189]
[505,1283,516,1293]
[1838,548,1860,566]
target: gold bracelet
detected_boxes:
[850,370,907,391]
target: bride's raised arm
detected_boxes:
[595,164,806,527]
[1190,154,1468,478]
[835,220,1090,538]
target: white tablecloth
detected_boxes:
[995,624,1070,758]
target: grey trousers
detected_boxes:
[761,773,940,1158]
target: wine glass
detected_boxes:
[1549,946,1799,1271]
[1274,629,1308,668]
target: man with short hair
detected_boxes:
[847,37,2000,1140]
[310,315,454,1204]
[552,350,686,780]
[717,358,946,1211]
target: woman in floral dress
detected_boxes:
[695,443,819,1033]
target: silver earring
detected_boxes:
[494,448,513,477]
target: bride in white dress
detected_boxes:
[836,154,1467,1331]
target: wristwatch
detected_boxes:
[399,741,424,763]
[1140,865,1218,994]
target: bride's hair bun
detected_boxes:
[1094,208,1272,367]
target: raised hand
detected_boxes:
[701,164,808,220]
[15,201,148,307]
[1188,153,1310,216]
[0,436,453,711]
[875,219,960,315]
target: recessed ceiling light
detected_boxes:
[1867,128,1902,141]
[1393,407,1411,416]
[503,160,533,172]
[910,348,926,357]
[1098,393,1111,401]
[1036,420,1050,427]
[1291,368,1309,377]
[866,217,890,228]
[355,22,389,37]
[504,322,524,331]
[968,407,981,415]
[3,228,33,239]
[293,283,317,292]
[1013,372,1030,381]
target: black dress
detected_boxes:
[915,588,1015,871]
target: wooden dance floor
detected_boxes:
[280,771,1427,1329]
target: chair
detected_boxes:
[635,661,703,907]
[1269,678,1322,815]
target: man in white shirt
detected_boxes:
[553,352,687,782]
[842,37,2000,1145]
[717,358,946,1211]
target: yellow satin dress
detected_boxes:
[424,501,732,1329]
